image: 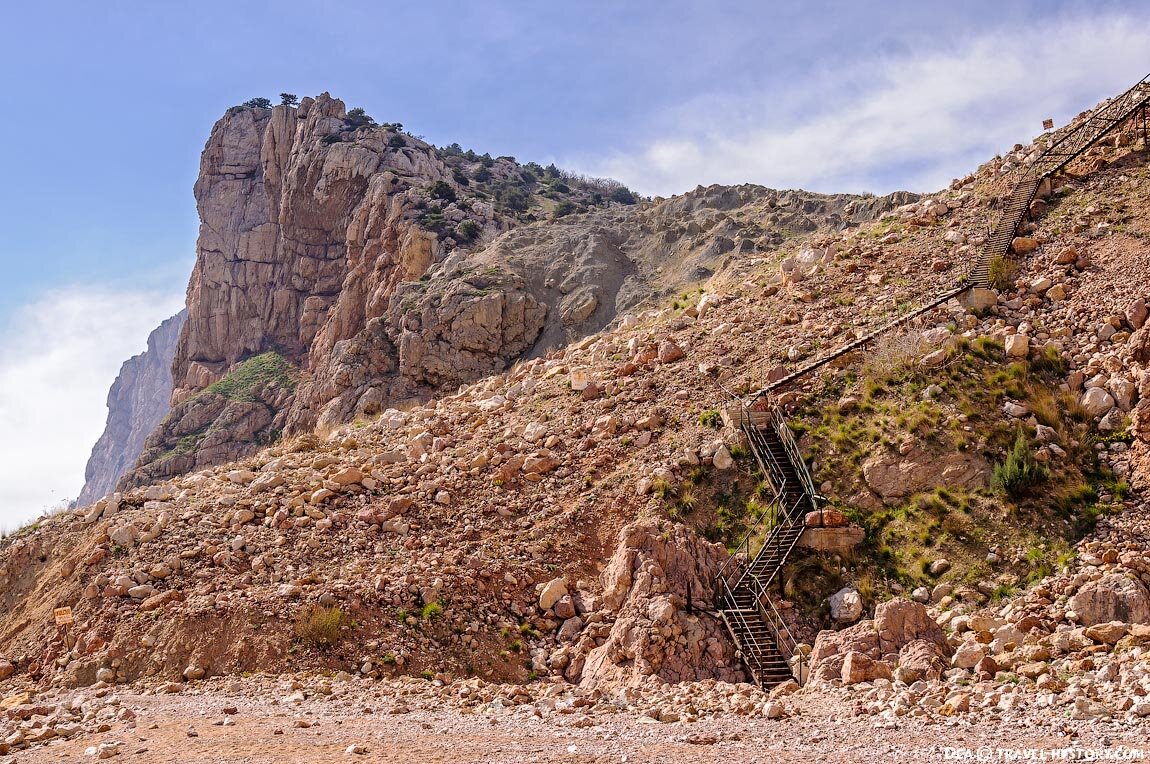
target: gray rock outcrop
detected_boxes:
[76,311,186,505]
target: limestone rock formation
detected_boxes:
[577,523,743,687]
[76,311,186,506]
[124,93,914,487]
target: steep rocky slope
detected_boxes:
[76,311,186,506]
[120,92,914,491]
[5,92,1150,758]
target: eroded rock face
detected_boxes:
[137,95,506,481]
[578,523,743,687]
[77,311,186,505]
[133,93,915,486]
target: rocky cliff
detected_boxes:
[122,92,913,489]
[76,311,186,506]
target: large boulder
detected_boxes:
[1069,574,1150,626]
[874,599,952,657]
[1080,387,1116,418]
[796,525,865,553]
[808,598,951,683]
[952,640,985,669]
[842,651,891,685]
[1011,236,1039,254]
[808,621,880,682]
[805,509,849,527]
[829,587,864,623]
[1129,327,1150,364]
[897,639,949,681]
[538,578,568,611]
[1005,334,1029,359]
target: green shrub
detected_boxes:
[552,200,576,218]
[429,180,456,203]
[294,606,344,646]
[419,212,448,233]
[388,134,406,148]
[345,107,376,128]
[987,255,1018,290]
[992,428,1047,498]
[494,184,531,212]
[421,601,443,620]
[242,97,272,109]
[698,409,723,428]
[455,220,481,242]
[609,185,638,204]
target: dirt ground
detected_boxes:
[7,685,1149,764]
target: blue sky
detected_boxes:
[0,0,1148,526]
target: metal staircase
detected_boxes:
[710,74,1150,688]
[968,73,1150,288]
[714,401,816,686]
[752,71,1150,396]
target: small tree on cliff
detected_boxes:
[280,93,299,106]
[345,108,376,129]
[243,97,273,109]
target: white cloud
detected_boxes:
[576,14,1150,197]
[0,286,184,532]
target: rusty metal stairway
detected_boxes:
[968,72,1150,288]
[711,73,1150,689]
[754,71,1150,394]
[714,402,815,686]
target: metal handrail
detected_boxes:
[719,557,805,684]
[712,491,785,597]
[767,405,818,499]
[1031,72,1150,178]
[731,494,807,593]
[719,592,768,683]
[744,424,791,503]
[967,76,1150,288]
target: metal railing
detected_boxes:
[1031,73,1149,178]
[712,491,787,596]
[751,282,970,396]
[710,74,1150,689]
[968,72,1150,288]
[767,404,818,499]
[731,495,807,593]
[717,539,805,684]
[742,573,803,679]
